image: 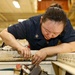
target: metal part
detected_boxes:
[22,65,30,74]
[30,65,41,75]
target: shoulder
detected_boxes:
[21,14,41,27]
[29,14,42,24]
[66,19,72,27]
[64,19,73,31]
[60,19,74,37]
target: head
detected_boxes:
[41,7,67,40]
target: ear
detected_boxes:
[40,16,43,24]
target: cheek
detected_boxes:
[41,27,44,33]
[41,28,47,37]
[43,29,47,35]
[53,35,59,38]
[53,33,61,38]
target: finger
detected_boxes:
[25,52,30,59]
[23,49,31,59]
[26,49,31,58]
[32,55,39,64]
[34,57,41,65]
[23,51,29,59]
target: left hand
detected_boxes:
[32,49,47,65]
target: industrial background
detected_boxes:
[0,0,75,31]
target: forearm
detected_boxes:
[0,29,22,50]
[41,42,75,56]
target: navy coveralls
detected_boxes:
[8,15,75,50]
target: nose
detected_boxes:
[45,32,54,39]
[48,33,54,38]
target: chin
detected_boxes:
[46,39,50,40]
[45,37,50,40]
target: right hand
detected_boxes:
[17,46,31,60]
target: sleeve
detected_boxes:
[59,19,75,43]
[8,19,31,39]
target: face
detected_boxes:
[41,19,64,40]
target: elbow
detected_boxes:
[0,31,3,37]
[69,42,75,52]
[0,28,7,38]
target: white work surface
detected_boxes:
[52,61,75,75]
[0,61,56,75]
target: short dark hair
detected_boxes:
[42,7,67,26]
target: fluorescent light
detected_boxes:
[13,0,20,8]
[33,0,37,12]
[38,0,42,1]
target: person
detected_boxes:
[0,3,75,65]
